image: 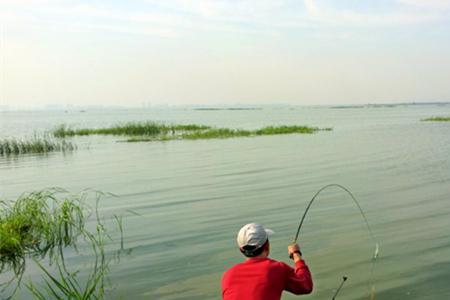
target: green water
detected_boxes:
[1,105,450,299]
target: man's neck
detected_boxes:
[246,252,269,261]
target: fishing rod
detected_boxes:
[291,184,379,299]
[292,184,376,244]
[332,276,348,300]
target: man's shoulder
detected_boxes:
[266,258,291,269]
[222,262,245,279]
[223,258,290,277]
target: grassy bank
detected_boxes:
[53,123,211,138]
[422,116,450,122]
[125,125,332,142]
[0,137,75,156]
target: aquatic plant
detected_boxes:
[254,125,322,135]
[125,135,174,142]
[422,116,450,122]
[0,190,85,278]
[52,122,332,142]
[125,125,332,142]
[182,128,253,139]
[26,221,110,300]
[171,124,211,131]
[0,189,123,299]
[53,123,211,138]
[0,137,75,156]
[27,257,107,300]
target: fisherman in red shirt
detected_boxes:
[222,223,313,300]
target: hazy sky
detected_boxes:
[1,0,450,107]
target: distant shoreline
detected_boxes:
[330,102,450,109]
[1,102,450,112]
[193,107,263,111]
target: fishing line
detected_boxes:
[292,184,379,299]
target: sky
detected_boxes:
[1,0,450,107]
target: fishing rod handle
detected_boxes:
[289,250,302,260]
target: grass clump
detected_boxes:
[53,123,164,137]
[53,123,211,138]
[52,122,332,142]
[171,124,211,131]
[125,125,331,142]
[0,189,124,299]
[422,116,450,122]
[182,128,253,139]
[0,137,75,156]
[0,190,84,277]
[126,135,174,142]
[254,125,319,135]
[181,125,328,140]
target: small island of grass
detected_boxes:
[52,122,332,143]
[53,122,211,138]
[422,116,450,122]
[125,125,332,142]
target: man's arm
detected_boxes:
[284,243,313,295]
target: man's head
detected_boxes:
[237,223,274,258]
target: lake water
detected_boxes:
[1,105,450,299]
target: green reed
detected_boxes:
[0,137,75,156]
[182,128,253,139]
[53,123,211,138]
[0,189,124,299]
[125,125,332,142]
[254,125,322,135]
[52,122,332,142]
[0,190,84,273]
[26,224,109,300]
[422,116,450,122]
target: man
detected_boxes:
[222,223,313,300]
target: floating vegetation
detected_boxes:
[0,137,75,156]
[126,135,175,143]
[422,116,450,122]
[53,123,211,138]
[125,125,332,142]
[182,128,253,140]
[0,189,124,299]
[2,123,332,157]
[254,125,329,135]
[53,122,331,143]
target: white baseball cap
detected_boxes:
[237,223,274,249]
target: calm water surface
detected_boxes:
[1,105,450,299]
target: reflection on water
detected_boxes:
[1,105,450,299]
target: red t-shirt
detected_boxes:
[222,257,313,300]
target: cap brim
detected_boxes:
[265,229,274,236]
